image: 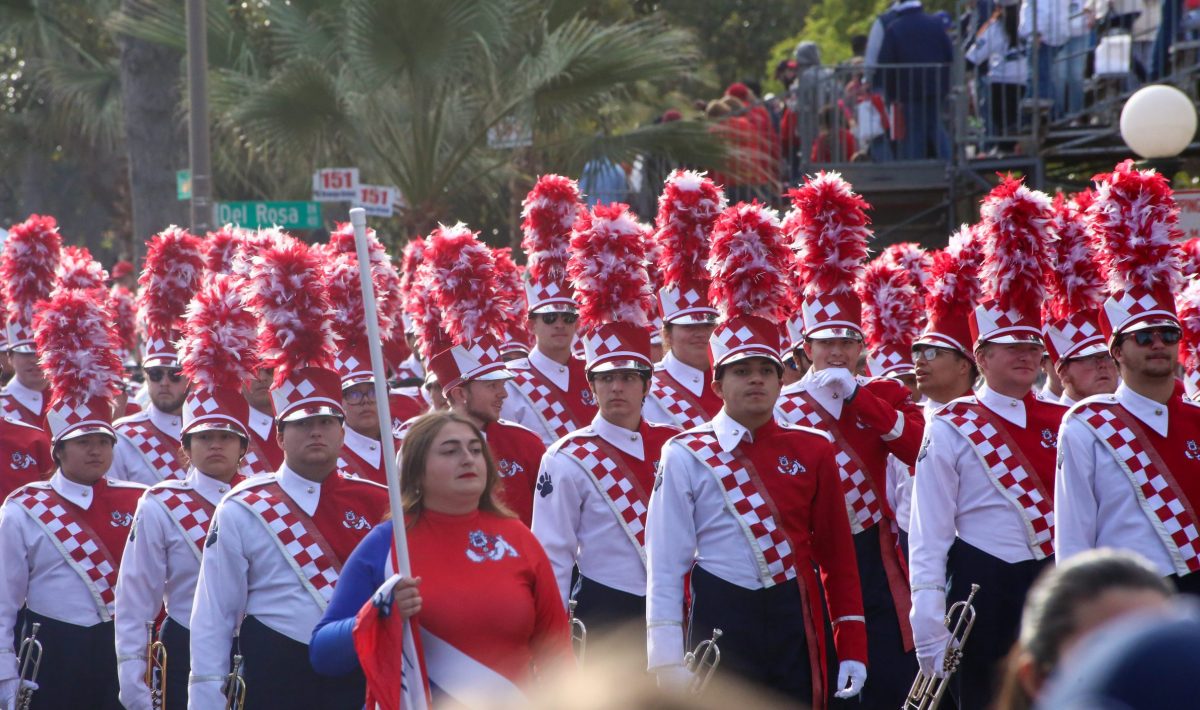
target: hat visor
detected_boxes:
[805,327,864,342]
[1062,343,1111,362]
[588,359,653,374]
[529,303,578,315]
[56,424,117,444]
[183,421,249,439]
[7,343,35,354]
[279,405,345,423]
[665,312,718,326]
[979,333,1044,346]
[717,349,783,369]
[341,374,376,388]
[1120,318,1182,334]
[142,356,181,369]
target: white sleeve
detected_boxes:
[1054,417,1101,564]
[110,437,157,486]
[187,502,249,710]
[0,502,30,681]
[115,494,168,710]
[865,17,886,66]
[965,23,994,66]
[645,442,698,671]
[530,450,585,610]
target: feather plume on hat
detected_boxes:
[2,214,62,343]
[204,225,245,275]
[493,247,532,347]
[324,223,399,344]
[1087,160,1183,298]
[654,170,726,289]
[34,289,123,406]
[398,237,427,294]
[880,242,933,292]
[179,274,261,390]
[977,176,1055,312]
[927,225,984,321]
[789,172,872,300]
[1046,192,1106,321]
[109,285,137,354]
[246,230,335,386]
[707,202,792,322]
[1177,278,1200,375]
[1180,237,1200,280]
[136,226,205,342]
[569,203,655,330]
[522,175,582,287]
[57,246,108,292]
[423,223,507,348]
[859,258,922,356]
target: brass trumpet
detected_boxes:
[223,653,247,710]
[903,583,980,710]
[144,621,167,710]
[684,628,722,695]
[568,600,587,663]
[15,622,42,710]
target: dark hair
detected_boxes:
[713,358,784,381]
[996,549,1174,710]
[1002,5,1020,49]
[850,34,868,57]
[397,411,513,524]
[180,430,248,469]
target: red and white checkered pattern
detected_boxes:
[678,431,795,585]
[271,366,344,421]
[802,293,862,338]
[867,344,914,378]
[333,347,372,386]
[710,315,780,369]
[658,280,717,323]
[776,392,883,534]
[150,486,215,556]
[182,386,249,439]
[648,373,709,430]
[1044,311,1106,364]
[558,437,649,555]
[15,486,118,616]
[1101,286,1180,340]
[241,447,272,477]
[237,482,341,604]
[141,332,179,367]
[509,368,578,440]
[47,396,114,444]
[5,321,35,352]
[583,322,652,372]
[1079,403,1200,574]
[524,277,576,313]
[116,419,184,481]
[939,401,1055,559]
[428,334,510,391]
[970,298,1043,345]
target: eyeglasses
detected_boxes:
[536,312,578,326]
[343,389,377,405]
[1131,328,1182,347]
[145,368,185,383]
[1069,353,1116,369]
[912,347,950,362]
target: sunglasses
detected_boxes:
[145,368,185,383]
[343,389,377,405]
[536,312,578,326]
[1131,329,1182,347]
[912,347,950,362]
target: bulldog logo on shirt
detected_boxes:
[498,458,523,479]
[10,451,36,470]
[110,511,133,528]
[777,456,805,476]
[392,417,405,439]
[466,530,519,563]
[342,510,372,530]
[581,390,597,407]
[1186,440,1200,460]
[1041,428,1057,449]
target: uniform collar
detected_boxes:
[1059,392,1077,407]
[662,352,707,396]
[794,366,845,419]
[3,379,43,413]
[401,354,425,379]
[148,405,183,440]
[50,470,97,510]
[711,409,774,452]
[591,414,645,460]
[529,346,571,390]
[186,466,238,506]
[1116,383,1171,437]
[277,464,323,516]
[343,425,381,467]
[247,406,273,438]
[976,385,1027,427]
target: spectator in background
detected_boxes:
[1151,0,1184,78]
[878,1,954,159]
[704,99,738,199]
[791,41,838,171]
[844,33,895,161]
[579,155,628,207]
[1060,0,1094,117]
[810,104,858,163]
[717,96,758,203]
[726,82,781,193]
[967,0,1029,152]
[1021,0,1073,118]
[774,59,802,180]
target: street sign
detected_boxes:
[214,201,323,230]
[177,170,192,201]
[353,184,402,218]
[312,167,360,201]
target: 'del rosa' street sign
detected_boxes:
[214,201,323,230]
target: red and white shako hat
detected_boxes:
[323,222,399,388]
[2,214,62,353]
[108,284,138,366]
[653,170,726,325]
[917,224,984,358]
[1177,279,1200,398]
[706,202,792,369]
[791,172,873,340]
[569,203,657,373]
[492,248,533,357]
[34,287,124,444]
[424,224,513,393]
[178,274,258,439]
[57,245,109,292]
[970,177,1054,347]
[247,231,343,422]
[1179,237,1200,280]
[1043,191,1108,365]
[137,226,205,368]
[1088,160,1185,341]
[779,206,808,351]
[858,258,922,377]
[522,175,583,314]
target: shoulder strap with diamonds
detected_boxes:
[509,369,580,441]
[148,485,216,562]
[648,371,709,430]
[117,419,184,481]
[557,435,651,564]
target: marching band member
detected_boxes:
[646,202,868,708]
[533,203,681,638]
[0,214,59,427]
[115,274,257,710]
[909,177,1066,710]
[1043,192,1118,407]
[502,176,598,444]
[1056,161,1200,596]
[111,228,205,485]
[394,237,430,385]
[188,235,389,709]
[311,411,572,707]
[0,286,144,709]
[643,171,727,429]
[0,414,52,499]
[422,226,542,525]
[777,173,922,708]
[493,246,535,362]
[1180,279,1200,402]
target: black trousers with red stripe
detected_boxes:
[14,609,121,710]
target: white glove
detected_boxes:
[655,664,693,692]
[371,573,422,618]
[917,644,949,679]
[824,367,859,399]
[117,659,154,710]
[834,659,867,698]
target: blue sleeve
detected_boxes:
[309,520,394,676]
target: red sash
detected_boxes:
[117,419,183,481]
[557,435,652,559]
[510,369,588,441]
[148,483,219,558]
[648,370,710,430]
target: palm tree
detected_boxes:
[112,0,725,245]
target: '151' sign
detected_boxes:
[312,168,359,201]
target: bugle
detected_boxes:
[902,583,980,710]
[15,622,42,710]
[144,621,167,710]
[223,653,247,710]
[568,599,587,663]
[684,628,722,695]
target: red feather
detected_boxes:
[926,224,984,323]
[1046,192,1106,320]
[858,258,923,351]
[653,170,726,289]
[108,285,137,353]
[137,226,204,340]
[1087,160,1183,295]
[2,214,62,331]
[789,172,873,298]
[493,248,532,348]
[880,242,933,292]
[406,262,442,362]
[522,175,582,284]
[204,225,244,275]
[180,274,261,390]
[1177,238,1200,279]
[707,201,792,321]
[569,203,655,331]
[327,222,402,341]
[977,176,1054,312]
[424,223,507,347]
[1179,279,1200,372]
[398,237,426,293]
[33,289,122,404]
[57,246,108,292]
